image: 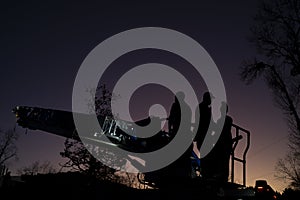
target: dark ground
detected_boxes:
[0,172,259,200]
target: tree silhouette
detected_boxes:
[60,138,118,181]
[60,84,117,179]
[17,160,56,175]
[240,0,300,189]
[0,129,18,167]
[59,84,141,187]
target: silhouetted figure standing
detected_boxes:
[218,102,233,181]
[201,101,233,182]
[168,93,181,138]
[162,91,194,185]
[194,91,213,151]
[168,92,194,147]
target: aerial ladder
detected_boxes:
[12,106,169,152]
[12,105,275,199]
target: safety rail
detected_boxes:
[230,123,250,186]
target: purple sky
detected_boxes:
[0,0,290,192]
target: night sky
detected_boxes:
[0,0,290,192]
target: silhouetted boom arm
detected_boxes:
[12,106,168,152]
[12,106,84,140]
[12,106,127,142]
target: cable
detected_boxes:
[247,135,288,159]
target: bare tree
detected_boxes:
[86,83,120,117]
[60,84,115,177]
[0,129,18,167]
[17,160,56,175]
[276,152,300,189]
[59,138,118,181]
[59,84,140,186]
[240,0,300,189]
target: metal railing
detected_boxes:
[230,123,250,186]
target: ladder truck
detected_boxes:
[12,105,277,199]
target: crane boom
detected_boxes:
[12,106,279,199]
[13,106,79,140]
[12,105,169,152]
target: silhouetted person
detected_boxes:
[201,101,233,182]
[168,93,181,138]
[194,91,213,151]
[162,91,194,184]
[218,102,233,181]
